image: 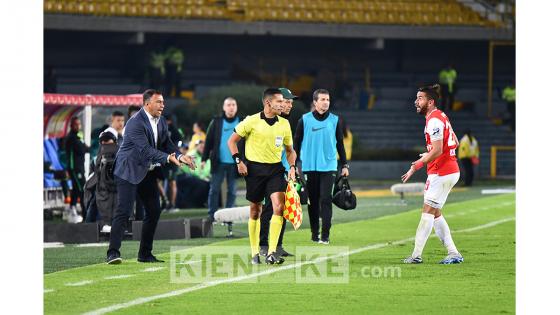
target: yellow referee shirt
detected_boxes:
[235,112,293,164]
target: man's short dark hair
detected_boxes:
[262,88,282,101]
[127,105,141,117]
[312,89,330,101]
[112,110,124,117]
[70,116,80,124]
[418,84,440,103]
[142,89,162,105]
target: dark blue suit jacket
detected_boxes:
[114,108,181,185]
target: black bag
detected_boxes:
[332,176,357,210]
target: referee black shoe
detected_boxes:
[252,254,262,265]
[265,252,285,265]
[277,246,294,257]
[137,255,165,263]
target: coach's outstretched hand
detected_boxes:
[169,153,181,167]
[180,154,197,170]
[237,161,248,176]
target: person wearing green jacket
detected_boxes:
[502,84,515,131]
[438,64,457,112]
[176,140,212,208]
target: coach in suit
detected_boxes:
[106,89,195,264]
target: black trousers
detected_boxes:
[69,170,85,216]
[259,196,287,248]
[305,171,336,239]
[176,174,210,209]
[460,158,474,186]
[108,171,161,258]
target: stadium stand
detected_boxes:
[44,0,501,27]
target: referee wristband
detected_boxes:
[232,153,241,164]
[290,165,297,170]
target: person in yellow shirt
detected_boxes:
[458,129,479,186]
[228,88,297,265]
[187,121,206,153]
[438,63,458,112]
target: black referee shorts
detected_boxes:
[244,161,286,203]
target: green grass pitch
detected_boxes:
[44,190,515,314]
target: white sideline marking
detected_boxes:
[142,267,166,272]
[104,275,134,280]
[65,280,93,287]
[44,289,55,293]
[76,243,109,248]
[44,242,65,249]
[175,260,201,265]
[83,216,515,315]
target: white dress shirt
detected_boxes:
[144,109,159,145]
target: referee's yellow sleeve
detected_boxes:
[283,122,293,146]
[234,116,251,138]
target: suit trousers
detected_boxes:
[108,171,161,258]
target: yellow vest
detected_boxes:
[458,135,479,159]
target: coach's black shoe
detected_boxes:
[252,254,262,265]
[277,246,294,257]
[138,255,165,263]
[318,238,330,245]
[265,252,285,265]
[106,253,122,265]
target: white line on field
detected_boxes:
[65,280,93,287]
[83,216,515,315]
[104,275,134,280]
[142,267,166,272]
[44,289,55,293]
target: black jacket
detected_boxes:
[202,113,245,173]
[65,130,89,173]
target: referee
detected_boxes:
[228,88,297,265]
[294,89,349,244]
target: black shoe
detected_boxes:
[277,246,294,257]
[311,233,319,243]
[318,238,330,245]
[137,255,165,263]
[259,246,268,257]
[106,253,122,265]
[251,254,261,265]
[265,252,285,265]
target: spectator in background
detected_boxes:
[160,115,183,212]
[149,51,166,92]
[502,83,515,131]
[65,117,89,223]
[340,116,353,161]
[176,140,212,208]
[438,63,457,112]
[188,121,206,153]
[128,105,141,119]
[103,111,125,147]
[165,47,184,97]
[202,98,240,221]
[458,129,479,187]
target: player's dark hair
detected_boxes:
[313,89,330,101]
[112,110,124,117]
[418,84,440,103]
[142,89,162,105]
[262,88,282,101]
[127,105,141,118]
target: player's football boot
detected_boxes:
[439,253,464,264]
[259,246,268,257]
[403,256,423,264]
[251,254,261,265]
[265,252,285,265]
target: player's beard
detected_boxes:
[417,103,428,116]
